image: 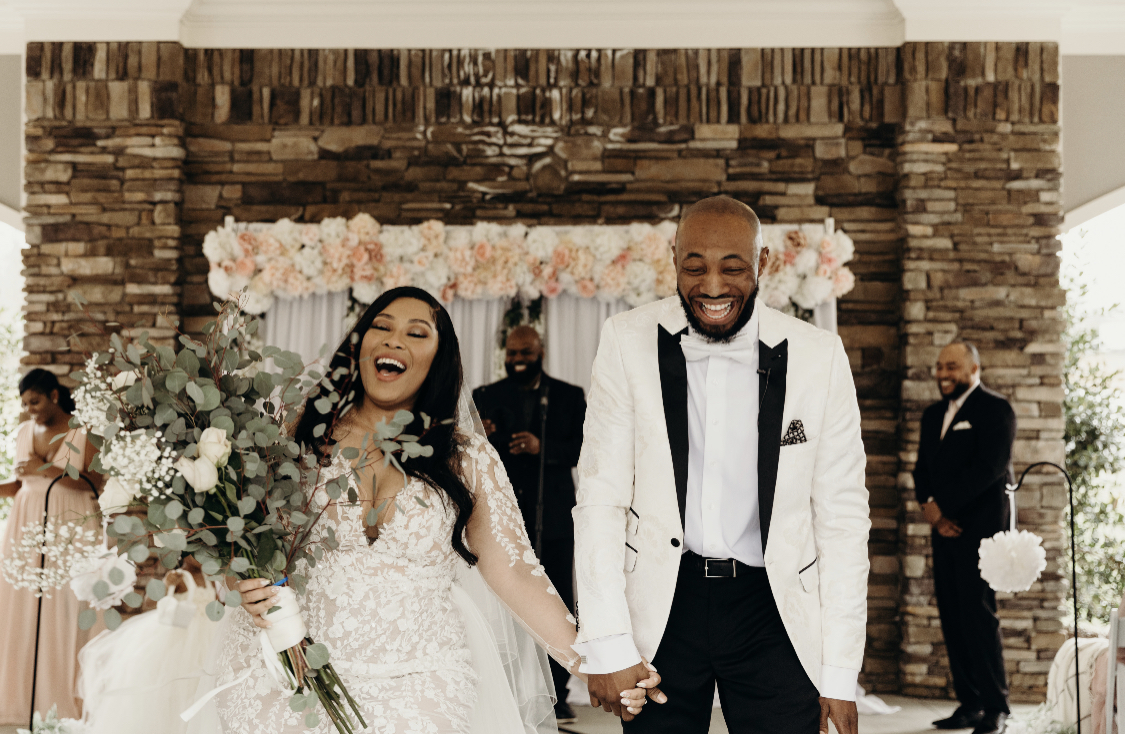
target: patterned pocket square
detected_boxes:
[951,420,972,431]
[780,419,807,446]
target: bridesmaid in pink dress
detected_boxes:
[0,369,104,724]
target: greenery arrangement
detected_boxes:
[61,294,436,733]
[1062,262,1125,625]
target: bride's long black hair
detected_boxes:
[292,286,478,565]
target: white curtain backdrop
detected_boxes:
[260,292,350,368]
[543,295,630,393]
[447,298,507,392]
[260,293,837,393]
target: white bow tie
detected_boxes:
[680,331,756,365]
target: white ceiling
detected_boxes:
[0,0,1123,54]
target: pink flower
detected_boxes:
[570,248,595,279]
[457,275,481,299]
[655,264,678,297]
[300,224,320,247]
[817,253,840,278]
[542,280,563,298]
[347,213,381,242]
[832,268,856,298]
[474,241,493,262]
[221,259,236,275]
[413,252,432,270]
[486,275,518,298]
[256,235,283,258]
[237,232,258,257]
[448,247,475,275]
[352,261,379,284]
[383,264,412,289]
[550,245,572,269]
[819,237,836,255]
[234,257,256,278]
[577,279,597,298]
[598,264,628,297]
[613,250,632,267]
[351,247,370,266]
[783,250,798,266]
[440,283,458,303]
[785,230,808,252]
[370,244,386,265]
[639,231,669,262]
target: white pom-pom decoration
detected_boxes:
[978,529,1047,593]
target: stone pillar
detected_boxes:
[896,42,1065,701]
[22,42,185,375]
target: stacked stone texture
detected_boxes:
[23,42,184,370]
[21,40,1065,700]
[896,42,1064,702]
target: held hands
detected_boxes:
[234,577,281,630]
[921,501,962,538]
[920,501,942,526]
[509,431,540,455]
[588,661,666,722]
[819,698,858,734]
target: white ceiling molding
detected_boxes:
[1064,185,1125,231]
[0,202,23,232]
[0,0,1124,53]
[178,0,906,49]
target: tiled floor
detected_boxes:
[556,695,1039,734]
[0,696,1039,734]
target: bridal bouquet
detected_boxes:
[66,295,382,732]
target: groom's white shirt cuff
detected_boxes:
[820,665,858,702]
[571,634,642,674]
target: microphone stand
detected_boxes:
[28,471,97,731]
[1006,461,1080,732]
[534,380,550,558]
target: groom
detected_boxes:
[572,196,870,733]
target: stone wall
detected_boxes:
[21,41,1065,700]
[896,42,1064,702]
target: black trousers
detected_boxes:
[622,554,821,734]
[539,534,575,700]
[933,532,1010,714]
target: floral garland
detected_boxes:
[203,214,856,316]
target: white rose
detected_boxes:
[98,477,134,516]
[111,370,138,391]
[175,456,220,493]
[198,427,232,468]
[208,268,232,299]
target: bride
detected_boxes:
[213,286,660,733]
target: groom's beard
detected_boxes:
[678,284,759,343]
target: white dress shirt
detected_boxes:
[573,310,859,701]
[940,380,979,440]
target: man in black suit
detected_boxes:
[472,325,586,723]
[914,341,1016,734]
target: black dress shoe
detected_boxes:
[554,701,577,724]
[933,706,984,729]
[971,711,1007,734]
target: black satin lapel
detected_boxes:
[757,339,788,554]
[658,326,690,528]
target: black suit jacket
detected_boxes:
[472,374,586,542]
[913,385,1016,538]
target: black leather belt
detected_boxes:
[682,550,763,578]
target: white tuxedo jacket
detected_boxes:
[573,297,870,693]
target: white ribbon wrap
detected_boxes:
[180,586,308,722]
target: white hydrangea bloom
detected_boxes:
[381,227,424,261]
[351,283,381,304]
[202,230,236,263]
[292,246,324,279]
[319,217,348,245]
[208,268,232,299]
[793,247,819,277]
[589,230,626,263]
[792,275,834,310]
[525,227,559,260]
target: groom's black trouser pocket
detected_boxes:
[622,555,820,734]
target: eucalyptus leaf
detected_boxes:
[201,558,221,576]
[414,495,429,508]
[185,381,205,405]
[288,693,309,713]
[304,643,330,669]
[128,543,150,563]
[78,609,97,630]
[225,589,242,607]
[104,608,122,630]
[238,496,257,516]
[187,507,205,524]
[227,517,245,534]
[290,512,309,525]
[164,499,184,520]
[205,600,225,621]
[123,591,143,608]
[93,580,110,600]
[305,712,319,728]
[108,567,125,585]
[230,556,251,574]
[146,578,166,601]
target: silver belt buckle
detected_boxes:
[704,558,735,578]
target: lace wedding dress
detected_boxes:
[212,434,580,734]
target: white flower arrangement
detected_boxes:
[0,518,101,598]
[17,704,88,734]
[69,551,138,611]
[201,214,857,316]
